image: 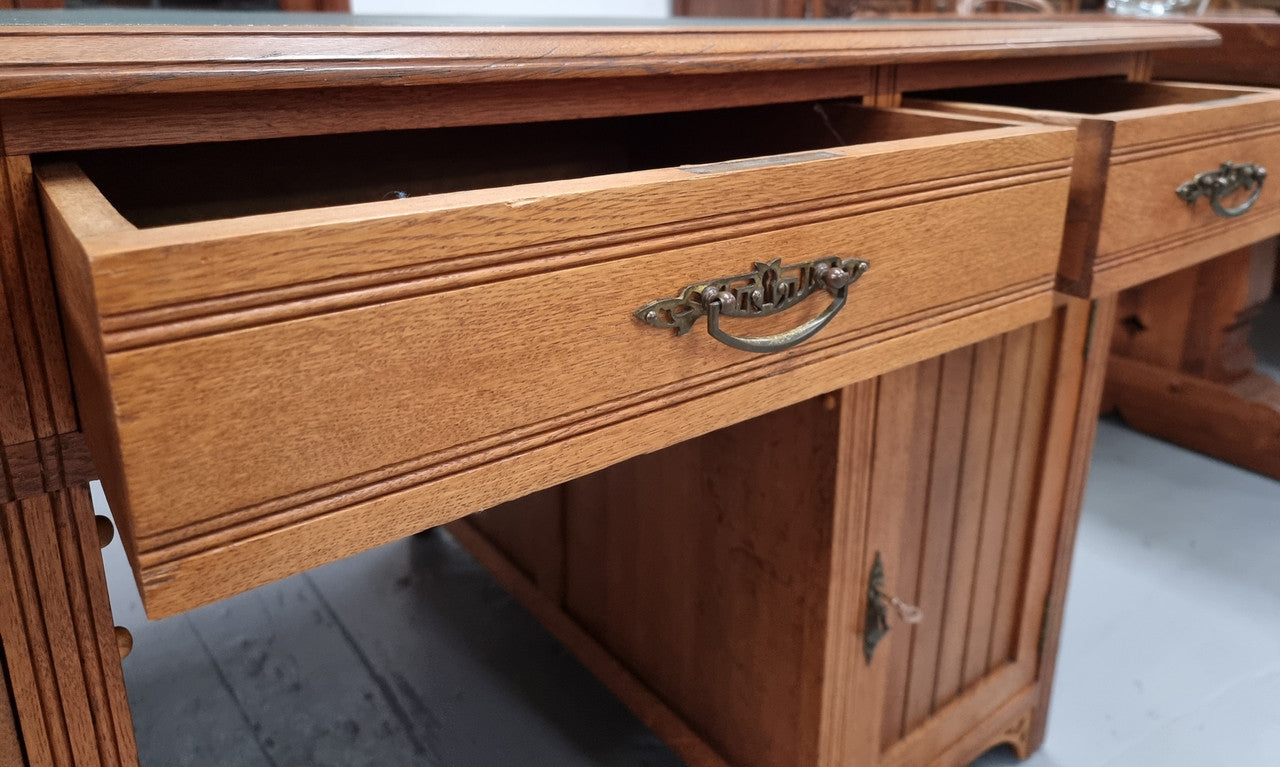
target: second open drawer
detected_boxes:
[37,102,1073,616]
[910,78,1280,296]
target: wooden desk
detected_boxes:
[0,13,1252,767]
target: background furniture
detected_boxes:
[677,0,1088,19]
[1103,17,1280,481]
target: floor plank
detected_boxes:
[104,512,682,767]
[123,614,274,767]
[183,574,430,767]
[305,533,684,767]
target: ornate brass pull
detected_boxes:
[635,256,869,354]
[1176,162,1267,218]
[864,552,923,664]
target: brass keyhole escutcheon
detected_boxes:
[864,551,924,664]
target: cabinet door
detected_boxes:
[839,302,1091,767]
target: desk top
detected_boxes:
[0,11,1217,98]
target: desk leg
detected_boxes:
[1106,241,1280,481]
[0,153,138,766]
[1,488,137,767]
[1028,294,1118,754]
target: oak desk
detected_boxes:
[0,13,1250,767]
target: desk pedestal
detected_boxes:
[457,299,1111,767]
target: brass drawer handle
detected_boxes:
[1176,162,1267,218]
[864,551,923,664]
[635,256,869,354]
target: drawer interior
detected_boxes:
[63,101,1004,228]
[912,77,1261,117]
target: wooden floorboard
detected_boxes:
[182,574,429,767]
[305,532,685,767]
[123,616,272,767]
[112,524,684,767]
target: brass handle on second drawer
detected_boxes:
[1176,162,1267,218]
[864,551,923,664]
[635,256,869,354]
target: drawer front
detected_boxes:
[1094,91,1280,293]
[39,121,1072,616]
[909,83,1280,296]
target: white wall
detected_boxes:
[350,0,671,17]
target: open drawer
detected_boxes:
[37,102,1073,616]
[909,78,1280,296]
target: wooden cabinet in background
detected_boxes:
[1101,17,1280,484]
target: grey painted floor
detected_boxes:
[100,300,1280,767]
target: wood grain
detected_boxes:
[40,111,1070,616]
[877,357,941,752]
[448,521,733,767]
[470,487,565,603]
[465,303,1099,767]
[0,21,1217,100]
[1106,241,1280,481]
[0,157,77,439]
[912,81,1280,296]
[0,656,22,767]
[931,335,1001,709]
[816,379,879,767]
[0,16,1250,767]
[1028,294,1117,753]
[892,52,1134,93]
[984,324,1047,671]
[0,432,94,504]
[0,68,877,155]
[0,503,68,767]
[1095,97,1280,293]
[0,487,138,767]
[1108,359,1280,480]
[41,121,1069,320]
[560,396,839,767]
[0,143,134,765]
[866,301,1092,767]
[1154,18,1280,88]
[962,327,1030,686]
[128,289,1048,619]
[902,346,973,734]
